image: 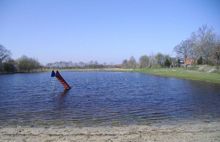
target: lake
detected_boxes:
[0,71,220,127]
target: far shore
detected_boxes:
[47,67,220,84]
[47,68,133,72]
[1,67,220,84]
[1,121,220,142]
[0,68,132,74]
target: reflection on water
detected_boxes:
[60,90,69,97]
[0,72,220,126]
[55,90,69,110]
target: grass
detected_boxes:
[135,68,220,84]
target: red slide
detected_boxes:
[51,70,71,90]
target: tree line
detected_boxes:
[0,45,41,73]
[1,25,219,73]
[174,25,220,65]
[121,25,220,69]
[121,54,174,69]
[46,61,119,69]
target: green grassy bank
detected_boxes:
[1,67,220,84]
[135,68,220,84]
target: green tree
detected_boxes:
[164,58,171,67]
[197,56,203,65]
[176,59,181,67]
[3,59,17,72]
[17,56,41,72]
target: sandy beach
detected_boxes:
[1,121,220,142]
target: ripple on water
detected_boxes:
[0,72,220,126]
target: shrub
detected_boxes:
[164,58,171,67]
[197,56,203,65]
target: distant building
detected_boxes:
[184,58,194,65]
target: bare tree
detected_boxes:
[212,41,220,65]
[0,45,11,71]
[139,55,149,68]
[155,53,166,66]
[122,59,128,68]
[193,25,216,64]
[173,25,219,65]
[0,45,11,63]
[149,54,157,67]
[174,39,193,61]
[127,56,137,69]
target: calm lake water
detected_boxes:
[0,72,220,127]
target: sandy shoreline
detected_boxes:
[1,121,220,142]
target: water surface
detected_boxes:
[0,72,220,126]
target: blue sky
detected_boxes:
[0,0,220,64]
